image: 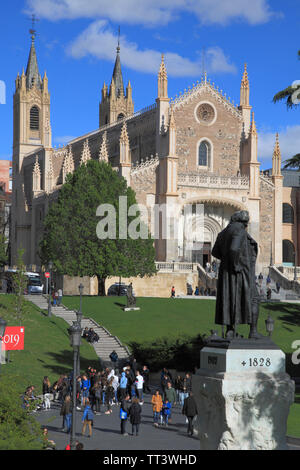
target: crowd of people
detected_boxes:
[22,361,198,446]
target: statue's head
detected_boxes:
[230,210,249,227]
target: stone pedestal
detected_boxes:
[192,338,295,450]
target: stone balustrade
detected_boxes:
[155,261,198,273]
[178,172,249,190]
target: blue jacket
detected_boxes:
[82,405,94,422]
[81,379,91,391]
[120,372,128,389]
[162,401,172,416]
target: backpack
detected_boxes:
[87,407,94,421]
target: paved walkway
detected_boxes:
[35,390,200,451]
[27,295,130,365]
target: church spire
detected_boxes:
[158,54,168,99]
[272,133,282,177]
[240,63,250,107]
[111,27,124,99]
[26,19,42,90]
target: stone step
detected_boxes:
[27,295,130,364]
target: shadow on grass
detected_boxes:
[45,350,100,376]
[114,302,126,308]
[264,302,300,328]
[129,334,206,372]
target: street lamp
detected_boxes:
[68,321,82,451]
[294,251,297,282]
[0,317,7,375]
[76,283,84,375]
[265,314,275,337]
[48,261,53,317]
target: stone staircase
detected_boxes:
[27,295,130,367]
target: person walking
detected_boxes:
[164,381,176,423]
[135,371,144,404]
[57,288,63,306]
[182,392,198,436]
[151,389,163,427]
[92,380,102,415]
[120,394,130,436]
[60,395,72,433]
[142,365,151,394]
[104,378,114,414]
[171,286,175,298]
[129,397,142,436]
[81,374,91,408]
[42,376,52,410]
[119,371,128,402]
[161,399,172,427]
[81,398,94,438]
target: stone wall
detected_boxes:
[62,271,199,298]
[259,176,274,268]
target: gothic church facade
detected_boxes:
[12,34,287,275]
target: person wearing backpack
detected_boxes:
[92,380,102,415]
[120,394,130,436]
[81,398,94,438]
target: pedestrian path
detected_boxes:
[27,295,130,365]
[35,390,200,451]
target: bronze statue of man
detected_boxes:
[212,210,261,339]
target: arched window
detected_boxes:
[282,239,295,264]
[117,113,125,121]
[30,106,40,130]
[283,203,294,224]
[198,140,211,167]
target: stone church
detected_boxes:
[11,32,290,293]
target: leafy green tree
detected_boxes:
[0,234,8,268]
[273,50,300,169]
[39,160,156,295]
[11,249,29,325]
[0,376,43,450]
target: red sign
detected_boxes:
[1,327,25,351]
[45,272,50,278]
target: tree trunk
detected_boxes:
[97,276,106,296]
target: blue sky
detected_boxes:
[0,0,299,169]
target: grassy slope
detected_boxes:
[0,295,99,394]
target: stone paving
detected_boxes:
[35,389,200,451]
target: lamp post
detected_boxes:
[68,321,82,451]
[294,251,297,282]
[265,314,275,337]
[47,261,53,317]
[76,283,84,375]
[0,317,7,375]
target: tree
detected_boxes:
[273,50,300,109]
[11,249,29,325]
[273,50,300,169]
[39,160,156,295]
[0,234,8,268]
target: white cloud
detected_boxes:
[54,135,77,146]
[25,0,276,26]
[67,20,236,77]
[258,125,300,165]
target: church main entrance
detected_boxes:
[192,242,211,267]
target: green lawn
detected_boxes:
[0,295,99,395]
[62,296,300,355]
